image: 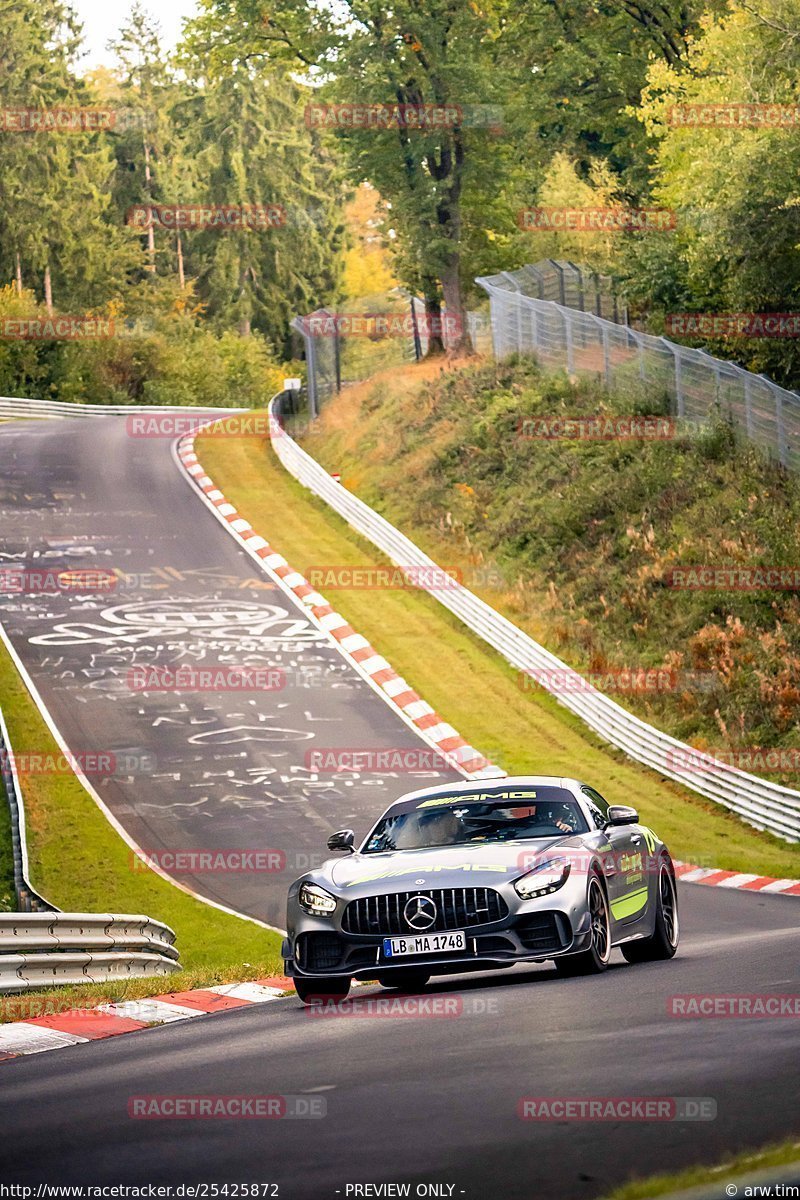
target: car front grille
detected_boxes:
[514,912,567,953]
[297,933,345,971]
[342,887,508,936]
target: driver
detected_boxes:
[496,803,574,834]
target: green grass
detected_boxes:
[302,356,800,785]
[601,1138,800,1200]
[0,640,283,1016]
[0,770,15,912]
[198,399,800,879]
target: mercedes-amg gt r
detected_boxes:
[283,776,679,1002]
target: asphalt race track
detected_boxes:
[0,886,798,1198]
[0,416,459,926]
[0,416,798,1198]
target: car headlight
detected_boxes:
[298,882,338,916]
[514,857,571,899]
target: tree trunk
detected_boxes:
[143,140,156,272]
[43,264,53,314]
[176,232,185,288]
[15,251,23,294]
[439,253,470,354]
[422,276,445,357]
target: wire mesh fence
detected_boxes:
[293,293,490,417]
[477,265,800,471]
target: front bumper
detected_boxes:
[283,907,592,980]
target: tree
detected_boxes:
[184,0,517,353]
[630,0,800,385]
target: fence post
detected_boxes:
[638,332,646,381]
[548,259,566,306]
[334,322,342,393]
[743,373,754,439]
[774,385,789,467]
[410,297,422,361]
[307,334,320,419]
[568,261,585,311]
[501,272,523,358]
[674,346,685,418]
[602,322,611,389]
[565,309,574,374]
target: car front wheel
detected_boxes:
[621,860,679,963]
[554,874,611,976]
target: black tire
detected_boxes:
[554,874,611,976]
[621,859,679,963]
[377,971,431,992]
[293,975,351,1004]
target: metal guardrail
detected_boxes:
[0,708,54,913]
[476,266,800,472]
[0,397,243,420]
[0,951,179,992]
[0,911,179,992]
[0,707,181,989]
[269,390,800,842]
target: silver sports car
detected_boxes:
[282,776,679,1002]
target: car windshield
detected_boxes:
[362,787,588,853]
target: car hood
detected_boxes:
[326,837,575,892]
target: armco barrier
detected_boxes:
[269,391,800,842]
[0,707,54,912]
[0,708,180,989]
[0,915,180,993]
[0,397,243,420]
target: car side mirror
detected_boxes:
[607,805,639,826]
[327,828,355,854]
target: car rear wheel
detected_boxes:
[293,975,351,1004]
[554,875,611,976]
[377,971,431,992]
[621,860,679,963]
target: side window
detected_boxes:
[581,786,610,830]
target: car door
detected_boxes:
[581,787,649,930]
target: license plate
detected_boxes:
[382,931,466,958]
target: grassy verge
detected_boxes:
[0,772,14,911]
[197,390,800,880]
[602,1138,800,1199]
[302,358,800,781]
[0,639,283,1019]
